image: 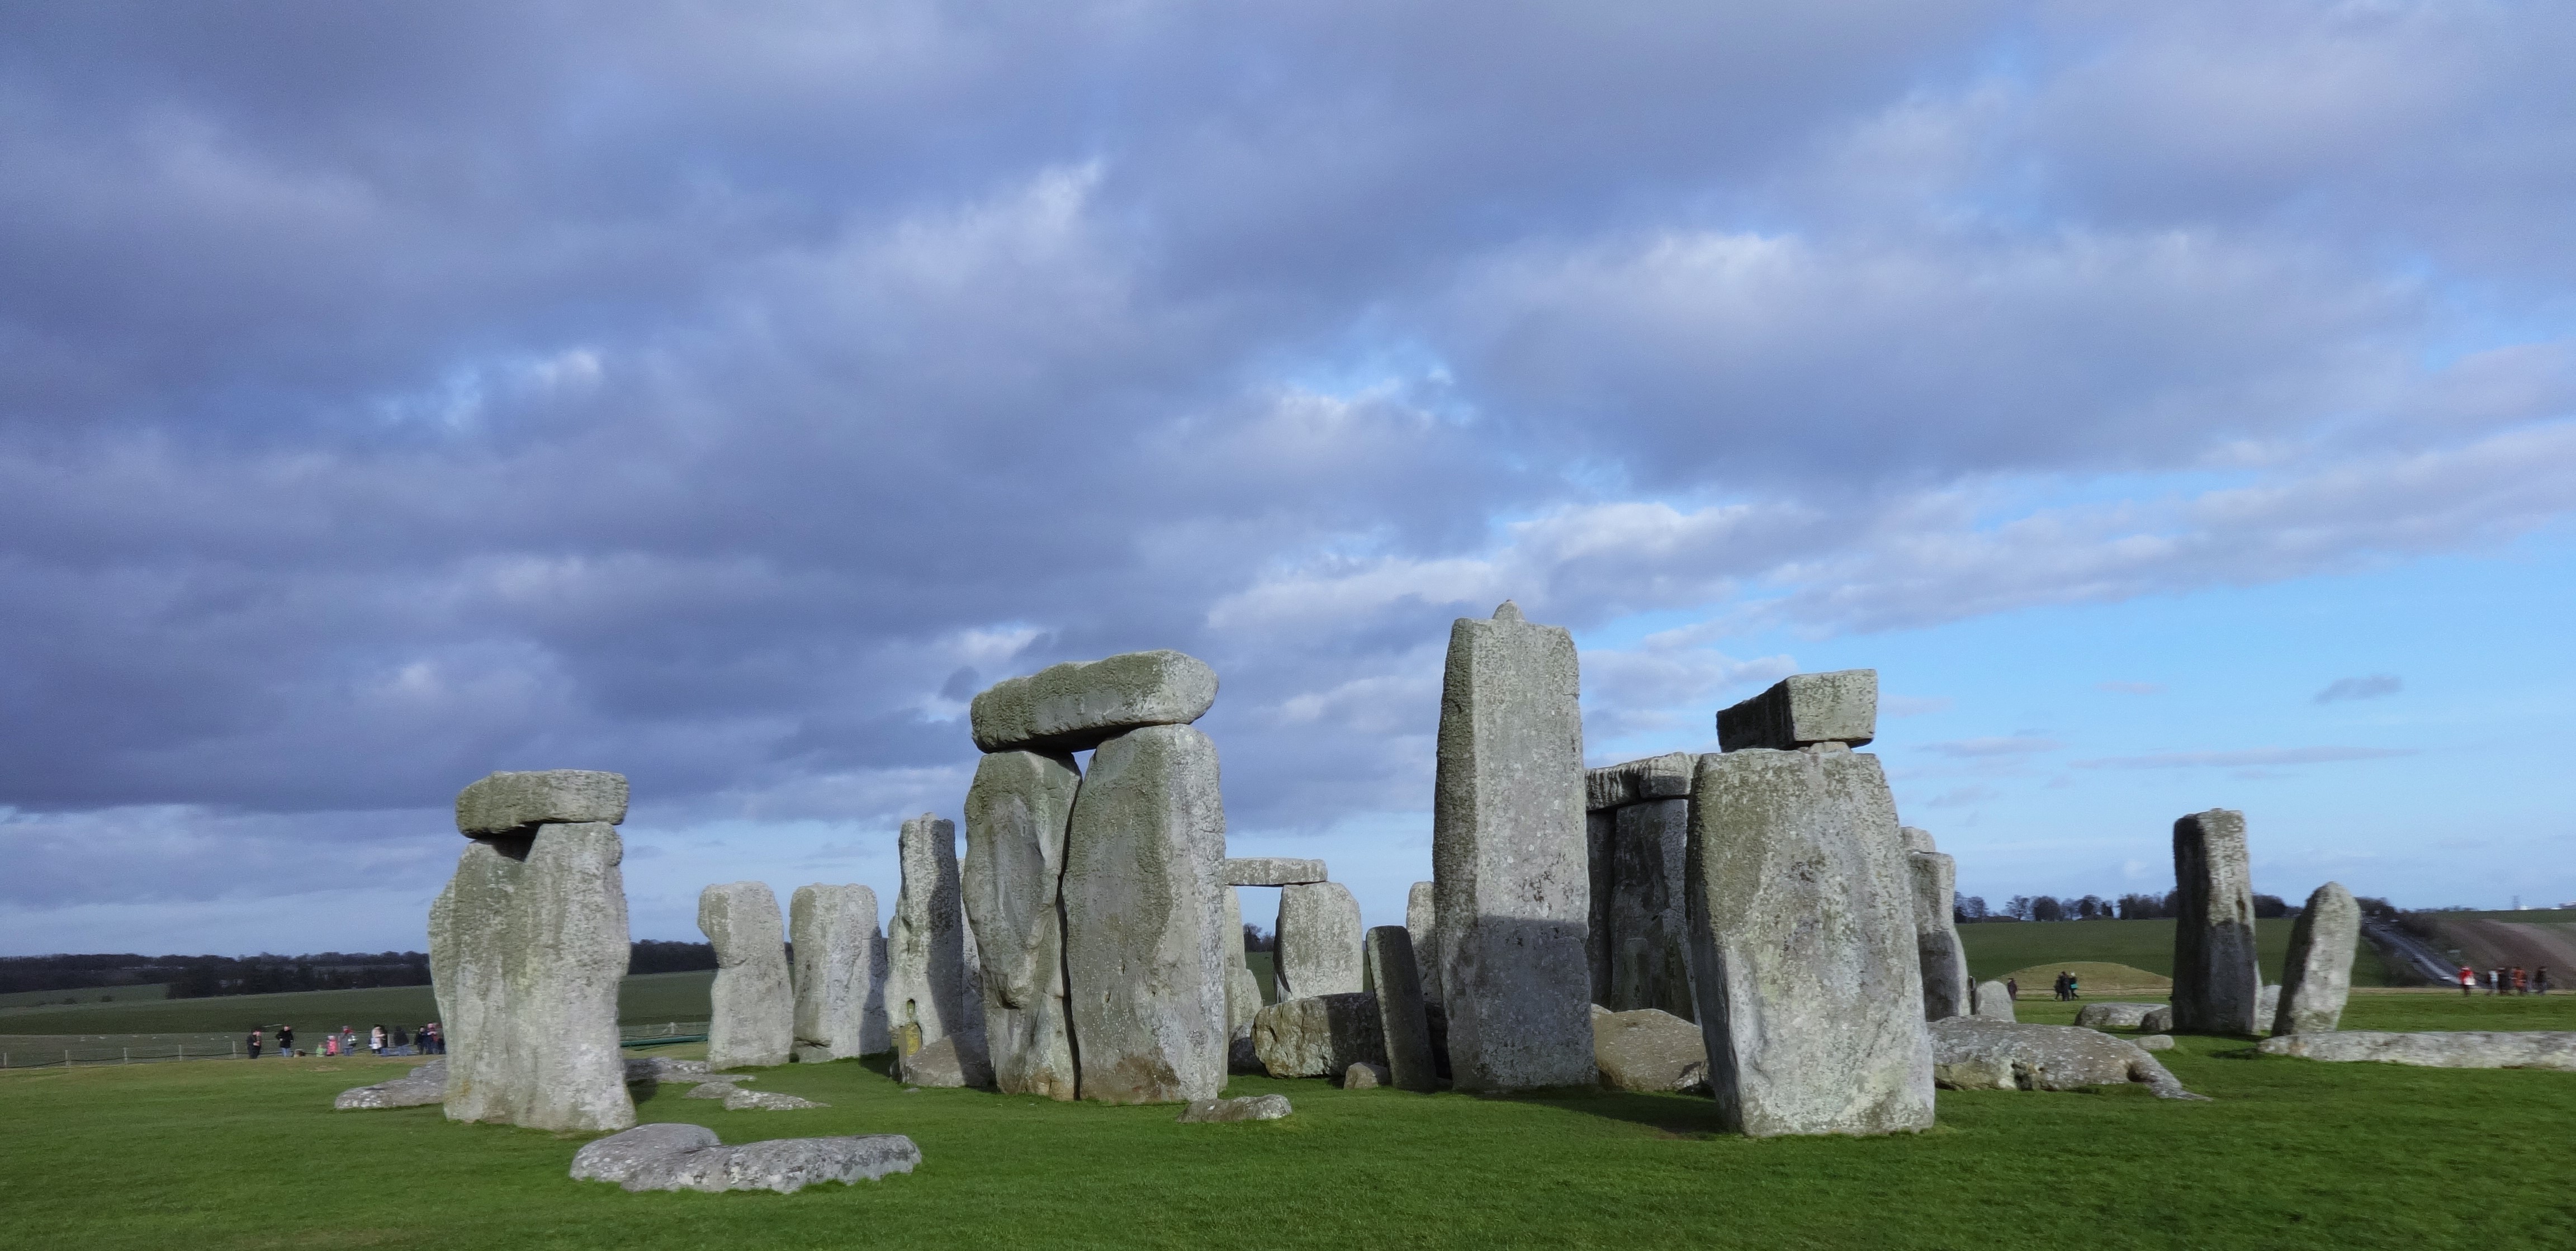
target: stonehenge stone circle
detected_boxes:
[1592,1007,1710,1094]
[969,650,1218,753]
[2073,1002,2164,1030]
[1930,1018,2206,1100]
[1607,796,1696,1018]
[1972,980,2016,1022]
[1432,601,1597,1092]
[962,749,1082,1100]
[430,771,634,1133]
[1062,723,1229,1103]
[1685,742,1934,1136]
[789,884,883,1063]
[1221,856,1327,886]
[2171,808,2261,1035]
[2256,1031,2576,1070]
[701,882,795,1070]
[1252,992,1387,1078]
[570,1122,920,1195]
[1406,881,1441,1007]
[2274,882,2360,1036]
[1715,670,1877,752]
[886,813,990,1087]
[1903,828,1971,1021]
[1177,1094,1293,1122]
[1363,925,1439,1092]
[1275,881,1365,999]
[453,769,629,836]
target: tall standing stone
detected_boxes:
[1432,600,1595,1092]
[700,882,793,1070]
[1608,798,1696,1019]
[1223,887,1262,1041]
[1586,808,1616,1003]
[1685,745,1934,1137]
[886,813,990,1086]
[1363,926,1438,1092]
[1275,882,1365,999]
[1062,723,1229,1103]
[1406,882,1441,1007]
[1903,828,1971,1021]
[2274,881,2360,1036]
[2171,808,2261,1035]
[962,750,1082,1100]
[789,884,882,1063]
[430,770,634,1132]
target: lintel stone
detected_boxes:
[1584,752,1696,813]
[1715,670,1877,752]
[455,770,628,836]
[969,650,1218,754]
[1221,856,1327,887]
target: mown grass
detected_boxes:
[3,995,2571,1250]
[0,972,717,1039]
[0,983,171,1011]
[1959,918,2402,985]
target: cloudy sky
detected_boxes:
[4,0,2572,956]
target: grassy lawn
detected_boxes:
[0,971,716,1038]
[0,983,170,1011]
[3,996,2571,1250]
[1959,918,2402,985]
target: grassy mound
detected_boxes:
[1958,918,2403,986]
[1997,961,2171,996]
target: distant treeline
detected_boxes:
[3,940,721,999]
[1952,892,2403,923]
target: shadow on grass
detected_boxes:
[1466,1084,1726,1136]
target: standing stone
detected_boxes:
[962,750,1081,1101]
[1223,887,1263,1066]
[1587,808,1616,1003]
[1903,828,1971,1021]
[1275,882,1365,999]
[1685,747,1935,1137]
[1715,670,1877,751]
[1432,601,1595,1092]
[1363,926,1438,1092]
[700,882,794,1070]
[1062,723,1229,1103]
[1972,980,2017,1022]
[2171,808,2261,1035]
[430,771,634,1134]
[1608,797,1696,1019]
[969,650,1219,753]
[789,884,882,1063]
[886,813,990,1086]
[1406,882,1441,1007]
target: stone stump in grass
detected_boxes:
[789,883,882,1063]
[963,749,1082,1100]
[2171,809,2261,1035]
[1972,980,2016,1022]
[700,882,794,1070]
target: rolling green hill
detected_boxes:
[1957,918,2400,986]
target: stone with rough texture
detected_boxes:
[962,749,1081,1100]
[2171,808,2261,1035]
[1177,1094,1292,1123]
[1685,748,1934,1137]
[1607,797,1697,1019]
[430,817,634,1133]
[1587,808,1615,1001]
[790,884,883,1063]
[1433,601,1597,1092]
[2257,983,2280,1026]
[1344,1061,1390,1089]
[2141,1006,2174,1033]
[1406,882,1441,1007]
[1252,993,1386,1078]
[1363,925,1439,1092]
[1900,826,1936,854]
[1062,723,1229,1103]
[1973,980,2017,1022]
[336,1061,446,1110]
[1715,670,1877,751]
[454,770,629,836]
[1220,857,1327,887]
[970,650,1219,753]
[1908,846,1971,1021]
[1223,887,1260,1034]
[1593,1007,1710,1094]
[625,1056,711,1083]
[1930,1017,2206,1100]
[570,1123,918,1194]
[1275,882,1364,999]
[886,813,991,1087]
[2138,1034,2175,1050]
[724,1088,826,1110]
[684,1079,750,1100]
[1585,752,1697,812]
[701,882,794,1070]
[2073,1003,2165,1030]
[2257,1031,2576,1070]
[2275,882,2361,1036]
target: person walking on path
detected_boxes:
[277,1024,294,1056]
[2460,965,2475,996]
[247,1028,262,1059]
[370,1025,385,1056]
[2512,967,2527,995]
[2005,977,2019,1001]
[2537,968,2552,995]
[2066,972,2082,999]
[2492,968,2506,996]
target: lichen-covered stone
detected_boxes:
[1275,882,1363,999]
[1930,1017,2206,1100]
[1715,671,1877,751]
[1177,1094,1292,1123]
[1907,844,1970,1021]
[1343,1061,1390,1089]
[2276,880,2361,1036]
[1972,980,2017,1022]
[2171,808,2261,1035]
[963,750,1081,1100]
[2255,1031,2576,1070]
[701,882,794,1070]
[887,813,989,1087]
[1606,797,1696,1019]
[2141,1006,2174,1033]
[570,1123,918,1194]
[2073,1003,2165,1030]
[969,650,1218,754]
[789,884,883,1063]
[1252,993,1385,1079]
[1585,752,1696,812]
[1364,925,1438,1092]
[723,1088,826,1110]
[453,770,628,836]
[1406,881,1441,1007]
[1592,1007,1708,1094]
[1220,857,1327,886]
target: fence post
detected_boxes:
[66,1049,73,1068]
[124,1048,131,1064]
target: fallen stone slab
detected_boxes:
[895,1037,984,1088]
[969,650,1219,754]
[1972,980,2017,1022]
[2141,1006,2174,1033]
[1585,752,1696,812]
[683,1079,753,1100]
[1715,670,1876,751]
[1177,1094,1294,1123]
[1930,1018,2206,1100]
[335,1061,446,1110]
[570,1122,919,1194]
[2138,1035,2175,1051]
[1253,993,1385,1079]
[2073,1003,2166,1030]
[624,1057,711,1084]
[454,769,629,836]
[2256,1031,2576,1070]
[1592,1006,1708,1094]
[724,1089,827,1111]
[1220,856,1328,887]
[1344,1062,1390,1089]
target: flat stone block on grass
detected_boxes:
[969,650,1218,754]
[454,770,628,836]
[1593,1007,1709,1094]
[1177,1094,1292,1122]
[1715,671,1877,752]
[1930,1018,2205,1100]
[570,1123,919,1194]
[2256,1031,2576,1070]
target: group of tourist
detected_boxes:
[2049,970,2083,1000]
[242,1022,445,1058]
[2456,965,2551,996]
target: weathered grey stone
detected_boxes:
[1252,993,1386,1078]
[2256,1031,2576,1070]
[1899,825,1936,854]
[571,1123,919,1194]
[2073,1003,2165,1030]
[886,813,989,1087]
[2141,1006,2174,1033]
[1972,980,2017,1022]
[335,1060,446,1110]
[1587,808,1615,1002]
[1606,797,1697,1019]
[1432,601,1596,1093]
[1930,1017,2206,1100]
[962,749,1080,1100]
[2275,882,2360,1036]
[1222,887,1262,1038]
[2172,808,2261,1035]
[894,1036,983,1087]
[1685,748,1934,1137]
[1585,752,1697,812]
[1220,857,1328,887]
[429,818,634,1132]
[1062,723,1229,1103]
[724,1088,827,1110]
[1344,1061,1390,1089]
[1363,925,1438,1092]
[2138,1034,2175,1050]
[1593,1007,1710,1094]
[1177,1094,1292,1123]
[701,881,794,1070]
[789,883,883,1064]
[624,1056,711,1083]
[453,769,628,836]
[969,650,1219,754]
[1406,881,1441,1007]
[1715,670,1877,751]
[2257,983,2280,1027]
[1275,882,1363,999]
[1908,846,1971,1021]
[684,1079,750,1100]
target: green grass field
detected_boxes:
[3,992,2572,1250]
[0,983,171,1011]
[0,971,717,1039]
[1957,918,2403,985]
